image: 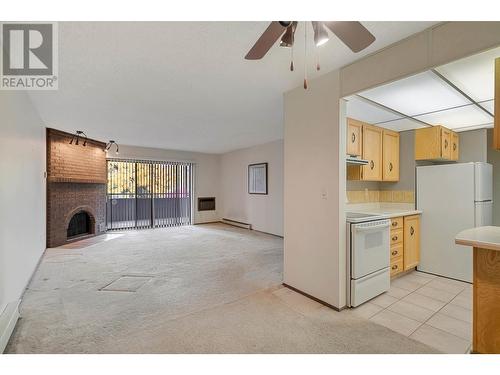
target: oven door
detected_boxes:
[351,219,390,279]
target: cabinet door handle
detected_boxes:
[351,133,356,143]
[391,250,398,256]
[370,160,374,170]
[392,235,398,241]
[392,265,398,270]
[410,226,414,236]
[391,221,398,227]
[444,139,448,149]
[389,162,393,172]
[453,143,457,151]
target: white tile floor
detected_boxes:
[351,271,472,354]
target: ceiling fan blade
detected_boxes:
[245,21,288,60]
[324,21,375,53]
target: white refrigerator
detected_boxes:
[416,162,493,282]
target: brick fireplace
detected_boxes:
[46,128,107,247]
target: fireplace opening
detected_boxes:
[67,211,92,239]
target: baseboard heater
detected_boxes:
[0,300,20,353]
[221,218,252,230]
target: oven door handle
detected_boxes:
[353,222,390,232]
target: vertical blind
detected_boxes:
[106,159,193,230]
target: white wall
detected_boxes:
[0,91,46,316]
[459,129,488,163]
[109,145,221,224]
[284,71,342,307]
[220,140,283,236]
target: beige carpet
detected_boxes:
[6,223,436,353]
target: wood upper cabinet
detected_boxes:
[415,125,459,161]
[346,119,399,182]
[361,124,383,181]
[382,130,400,181]
[451,132,459,161]
[347,118,363,156]
[441,127,452,160]
[403,215,420,271]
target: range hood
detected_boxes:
[346,155,369,165]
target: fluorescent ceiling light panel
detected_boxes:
[359,71,471,116]
[479,99,494,115]
[375,118,428,132]
[414,104,493,130]
[435,46,500,103]
[346,96,402,124]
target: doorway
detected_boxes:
[106,159,193,230]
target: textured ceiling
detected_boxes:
[28,21,438,153]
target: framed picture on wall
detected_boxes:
[248,163,268,195]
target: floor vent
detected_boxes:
[221,218,252,230]
[99,275,152,292]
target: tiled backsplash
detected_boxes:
[346,190,415,204]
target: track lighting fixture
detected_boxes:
[105,140,119,155]
[69,130,87,146]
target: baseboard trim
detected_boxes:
[282,283,342,311]
[0,300,21,353]
[220,218,252,230]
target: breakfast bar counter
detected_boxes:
[456,226,500,354]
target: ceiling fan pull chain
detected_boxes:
[303,22,308,89]
[316,45,321,71]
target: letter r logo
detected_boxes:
[2,24,53,75]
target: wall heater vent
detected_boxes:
[198,197,216,211]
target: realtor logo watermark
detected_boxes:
[0,22,58,90]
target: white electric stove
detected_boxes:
[346,212,391,307]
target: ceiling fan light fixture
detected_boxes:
[313,22,329,47]
[280,24,295,48]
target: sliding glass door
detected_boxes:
[106,159,193,230]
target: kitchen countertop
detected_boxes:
[455,226,500,251]
[346,203,422,219]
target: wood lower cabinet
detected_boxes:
[415,125,459,161]
[472,246,500,353]
[390,216,404,276]
[347,118,363,157]
[403,215,420,271]
[390,215,420,276]
[391,256,404,276]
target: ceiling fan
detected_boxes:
[245,21,376,89]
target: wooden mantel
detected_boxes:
[493,58,500,150]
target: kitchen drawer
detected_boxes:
[390,244,403,260]
[390,257,403,276]
[390,229,403,245]
[390,217,403,230]
[350,267,390,307]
